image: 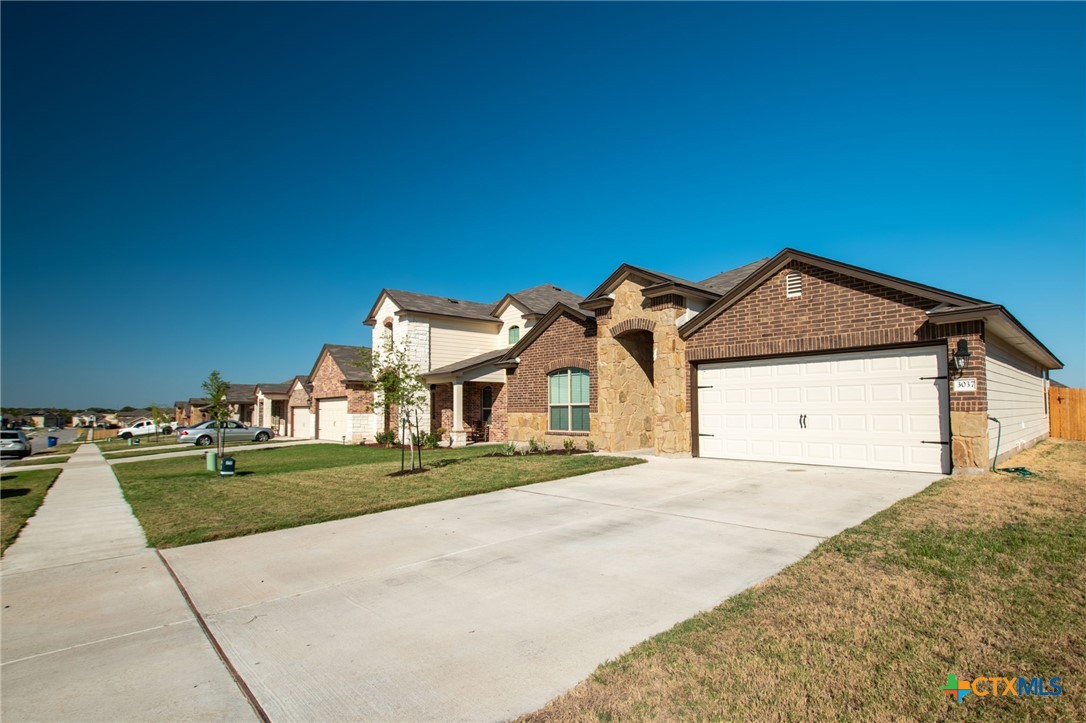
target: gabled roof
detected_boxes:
[289,375,313,394]
[697,259,770,295]
[676,248,1061,370]
[500,302,592,365]
[491,284,584,318]
[308,344,373,383]
[255,379,297,395]
[365,289,497,325]
[578,261,765,309]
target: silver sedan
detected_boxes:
[176,420,274,446]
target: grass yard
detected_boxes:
[103,438,295,460]
[114,444,644,548]
[7,455,71,467]
[523,439,1086,722]
[1,468,62,553]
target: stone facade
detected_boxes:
[506,311,599,448]
[684,261,991,470]
[596,278,690,455]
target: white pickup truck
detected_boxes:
[117,420,174,439]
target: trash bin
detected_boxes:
[205,450,218,472]
[132,437,140,445]
[220,456,236,477]
[47,436,58,448]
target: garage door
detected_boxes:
[317,398,348,442]
[696,347,949,473]
[291,407,312,439]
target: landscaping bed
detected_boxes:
[1,468,62,553]
[521,438,1086,722]
[114,444,644,548]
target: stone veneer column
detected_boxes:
[450,381,467,447]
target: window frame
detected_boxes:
[508,325,520,345]
[481,386,493,424]
[547,367,590,432]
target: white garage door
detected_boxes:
[317,398,348,442]
[291,407,312,439]
[697,347,949,473]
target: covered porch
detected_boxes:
[426,349,509,447]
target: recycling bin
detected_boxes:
[220,456,236,477]
[47,436,58,448]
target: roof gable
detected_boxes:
[679,248,987,340]
[501,302,590,364]
[308,344,373,384]
[492,284,585,317]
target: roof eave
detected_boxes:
[927,305,1063,370]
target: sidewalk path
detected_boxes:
[1,444,257,722]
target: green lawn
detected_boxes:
[7,455,71,467]
[104,437,295,459]
[114,445,644,548]
[522,438,1086,722]
[1,468,62,553]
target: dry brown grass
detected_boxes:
[522,439,1086,722]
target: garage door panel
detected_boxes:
[697,347,950,474]
[318,398,348,442]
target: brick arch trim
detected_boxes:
[610,317,656,337]
[544,357,594,374]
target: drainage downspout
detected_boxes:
[988,416,1001,472]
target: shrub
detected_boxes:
[528,437,541,454]
[563,438,575,455]
[504,441,518,456]
[374,430,397,447]
[586,439,596,452]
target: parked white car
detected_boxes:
[117,420,173,439]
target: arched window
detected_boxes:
[508,325,520,345]
[481,386,493,424]
[548,368,589,432]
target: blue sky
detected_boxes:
[2,2,1083,408]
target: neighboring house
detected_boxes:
[495,248,1060,474]
[71,411,106,427]
[176,398,210,427]
[225,384,257,425]
[307,344,375,443]
[28,411,67,428]
[287,376,314,438]
[116,409,152,427]
[364,284,583,445]
[254,378,306,437]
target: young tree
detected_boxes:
[201,370,231,461]
[148,403,170,441]
[363,333,428,472]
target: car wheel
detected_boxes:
[196,435,213,446]
[255,432,270,442]
[120,432,132,440]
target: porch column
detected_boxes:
[450,380,467,447]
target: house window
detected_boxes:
[481,386,493,424]
[786,272,802,298]
[509,326,520,345]
[548,368,590,432]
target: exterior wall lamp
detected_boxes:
[953,339,971,376]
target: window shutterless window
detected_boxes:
[548,368,589,431]
[509,326,520,344]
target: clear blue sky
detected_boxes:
[2,2,1083,408]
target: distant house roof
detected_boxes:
[256,379,296,395]
[225,384,257,404]
[580,259,768,309]
[368,289,497,324]
[117,408,151,420]
[493,284,585,317]
[697,259,771,295]
[308,344,373,384]
[291,375,314,394]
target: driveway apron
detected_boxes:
[1,444,256,722]
[163,456,940,722]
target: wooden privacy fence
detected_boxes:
[1050,387,1086,441]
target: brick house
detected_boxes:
[286,376,313,438]
[307,344,375,443]
[496,249,1061,474]
[364,284,583,446]
[255,378,307,437]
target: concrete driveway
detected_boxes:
[163,457,941,722]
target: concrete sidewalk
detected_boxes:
[1,444,256,722]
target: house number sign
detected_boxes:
[953,378,977,392]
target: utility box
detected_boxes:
[205,451,217,471]
[220,456,236,477]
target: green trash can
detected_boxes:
[220,456,236,477]
[205,451,218,472]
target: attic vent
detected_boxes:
[786,272,802,298]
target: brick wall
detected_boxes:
[288,383,310,409]
[684,261,992,468]
[507,313,598,413]
[431,382,509,442]
[309,353,374,414]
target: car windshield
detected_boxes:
[1,432,19,440]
